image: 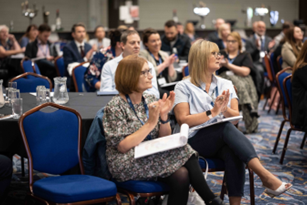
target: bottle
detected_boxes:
[0,80,5,108]
[56,9,61,31]
[172,9,178,23]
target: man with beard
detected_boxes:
[161,20,191,62]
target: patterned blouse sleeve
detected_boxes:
[103,103,129,148]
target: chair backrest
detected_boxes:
[277,55,283,71]
[276,67,292,120]
[21,58,41,76]
[269,52,276,82]
[10,72,52,92]
[72,62,88,92]
[283,75,293,122]
[54,56,65,77]
[264,54,274,83]
[182,65,189,77]
[19,103,83,188]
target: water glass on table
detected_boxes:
[11,98,23,119]
[7,89,20,107]
[5,82,17,104]
[36,86,51,105]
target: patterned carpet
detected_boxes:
[3,100,307,205]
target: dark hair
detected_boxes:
[21,24,37,40]
[94,25,104,34]
[38,24,51,33]
[176,22,183,26]
[164,20,177,28]
[120,30,139,45]
[71,23,86,33]
[285,26,303,57]
[282,21,292,30]
[115,55,147,95]
[142,28,159,44]
[109,29,122,47]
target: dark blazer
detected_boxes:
[206,31,219,43]
[25,38,58,59]
[161,34,191,61]
[215,39,226,51]
[292,65,307,132]
[245,34,272,62]
[63,40,92,75]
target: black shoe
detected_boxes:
[207,197,225,205]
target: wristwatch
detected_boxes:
[160,117,170,124]
[206,110,213,119]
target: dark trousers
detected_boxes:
[36,59,58,85]
[0,155,12,203]
[188,122,258,197]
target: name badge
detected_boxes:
[226,71,235,76]
[260,51,265,58]
[158,77,167,85]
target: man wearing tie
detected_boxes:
[245,21,275,98]
[63,23,96,90]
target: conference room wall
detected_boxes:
[0,0,108,32]
[139,0,299,29]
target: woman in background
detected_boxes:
[184,22,198,42]
[19,24,38,48]
[215,23,231,51]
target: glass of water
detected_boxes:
[11,98,23,119]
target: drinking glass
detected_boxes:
[11,98,23,119]
[5,82,17,104]
[7,88,20,107]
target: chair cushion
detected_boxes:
[33,175,117,203]
[116,180,169,193]
[199,158,225,170]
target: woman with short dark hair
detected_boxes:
[19,24,38,48]
[103,55,224,205]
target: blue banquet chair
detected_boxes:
[20,58,41,75]
[273,74,307,164]
[19,103,121,205]
[54,56,65,77]
[72,62,88,92]
[10,72,52,92]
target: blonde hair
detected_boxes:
[189,40,219,87]
[218,23,230,39]
[226,31,242,52]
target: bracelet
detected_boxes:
[159,116,170,124]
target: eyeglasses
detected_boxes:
[211,52,221,58]
[140,68,152,77]
[226,40,237,44]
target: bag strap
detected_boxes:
[198,156,208,179]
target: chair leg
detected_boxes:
[220,174,227,200]
[280,128,293,164]
[273,120,287,154]
[21,157,25,177]
[300,132,307,149]
[115,193,122,205]
[126,192,136,205]
[268,89,277,114]
[248,168,255,205]
[262,97,268,110]
[275,98,281,115]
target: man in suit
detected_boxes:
[206,18,225,43]
[245,21,275,98]
[63,23,96,90]
[161,20,191,62]
[25,24,58,83]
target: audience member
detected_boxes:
[103,54,224,205]
[206,18,225,42]
[19,24,38,48]
[272,37,286,74]
[273,21,292,50]
[117,25,128,32]
[25,24,58,82]
[215,23,231,51]
[176,22,184,35]
[0,155,12,204]
[245,21,274,95]
[219,32,259,133]
[63,23,95,90]
[88,25,110,49]
[173,39,292,205]
[184,22,198,42]
[292,40,307,133]
[100,30,159,99]
[0,25,25,85]
[84,29,123,92]
[251,21,258,37]
[161,20,191,61]
[281,26,303,69]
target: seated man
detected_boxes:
[63,23,96,91]
[88,26,110,49]
[161,20,191,62]
[25,24,58,82]
[0,25,25,85]
[100,30,159,99]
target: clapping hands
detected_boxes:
[212,89,230,116]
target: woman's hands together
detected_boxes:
[212,89,230,116]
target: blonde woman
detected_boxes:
[173,39,292,205]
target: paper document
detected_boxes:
[31,57,46,61]
[96,90,119,96]
[160,82,178,88]
[189,116,243,133]
[135,124,189,159]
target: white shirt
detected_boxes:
[88,38,111,49]
[74,40,85,55]
[100,53,160,99]
[173,75,238,138]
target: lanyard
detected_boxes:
[199,86,219,107]
[38,43,49,57]
[125,94,151,140]
[150,53,163,76]
[227,52,239,64]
